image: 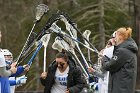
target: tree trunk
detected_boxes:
[99,0,105,49]
[134,0,140,89]
[43,0,51,5]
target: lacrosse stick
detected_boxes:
[27,41,42,67]
[61,21,90,68]
[25,33,50,76]
[16,4,49,64]
[52,37,73,52]
[27,33,51,67]
[83,30,91,62]
[41,34,51,72]
[20,11,61,58]
[58,12,99,54]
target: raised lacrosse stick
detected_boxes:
[64,22,90,68]
[59,12,99,54]
[25,33,51,76]
[35,4,49,21]
[83,30,91,62]
[16,4,49,65]
[41,34,51,72]
[60,16,93,68]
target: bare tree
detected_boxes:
[134,0,140,89]
[98,0,105,49]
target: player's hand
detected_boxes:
[10,66,17,74]
[41,72,47,79]
[65,89,70,93]
[23,64,30,71]
[88,67,95,73]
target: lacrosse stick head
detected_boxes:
[60,15,77,39]
[35,33,51,47]
[63,35,76,48]
[83,30,91,41]
[40,33,51,47]
[52,37,74,52]
[35,4,49,21]
[82,30,91,46]
[52,38,63,52]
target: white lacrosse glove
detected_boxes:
[90,82,99,91]
[16,75,27,86]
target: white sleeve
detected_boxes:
[0,52,6,67]
[103,46,114,59]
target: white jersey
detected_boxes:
[0,52,6,67]
[103,46,114,58]
[9,77,16,93]
[98,46,114,93]
[51,66,69,93]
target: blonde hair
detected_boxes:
[116,27,132,40]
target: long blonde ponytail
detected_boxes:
[116,27,132,40]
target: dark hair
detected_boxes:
[55,49,68,62]
[107,40,112,46]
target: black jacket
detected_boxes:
[102,38,138,93]
[40,59,85,93]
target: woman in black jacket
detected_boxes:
[102,27,138,93]
[40,51,85,93]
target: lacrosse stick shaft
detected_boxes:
[28,42,42,66]
[88,49,91,62]
[71,51,90,84]
[72,51,89,77]
[43,46,47,72]
[75,43,90,68]
[41,34,51,72]
[25,42,42,76]
[16,22,37,65]
[18,46,38,65]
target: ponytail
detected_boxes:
[117,27,132,40]
[126,27,132,38]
